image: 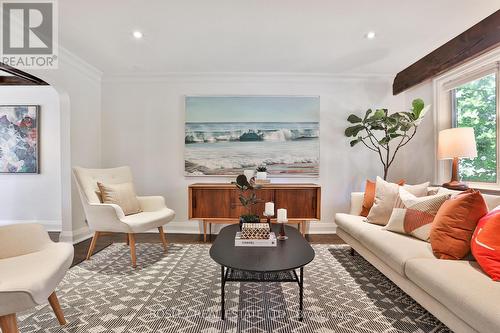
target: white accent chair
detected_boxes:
[73,166,175,268]
[0,224,74,333]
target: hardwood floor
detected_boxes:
[49,232,345,268]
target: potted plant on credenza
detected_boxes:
[235,175,262,228]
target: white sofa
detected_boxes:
[335,191,500,333]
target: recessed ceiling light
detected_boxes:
[365,31,376,39]
[132,31,143,39]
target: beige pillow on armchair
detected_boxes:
[366,177,429,226]
[97,182,142,215]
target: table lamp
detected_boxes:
[438,127,477,190]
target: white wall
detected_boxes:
[101,74,405,233]
[0,86,61,230]
[390,81,435,184]
[30,49,102,242]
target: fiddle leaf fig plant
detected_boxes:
[235,174,262,222]
[345,98,430,180]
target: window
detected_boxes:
[452,72,498,184]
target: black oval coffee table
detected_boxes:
[209,224,315,321]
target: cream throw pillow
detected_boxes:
[383,187,451,241]
[97,182,142,216]
[366,177,430,226]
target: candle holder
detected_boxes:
[277,219,288,240]
[263,212,273,229]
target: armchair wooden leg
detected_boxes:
[128,233,137,268]
[126,233,130,245]
[48,292,66,325]
[0,313,18,333]
[86,231,100,260]
[158,226,168,252]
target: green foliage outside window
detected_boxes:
[454,73,497,183]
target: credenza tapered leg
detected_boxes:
[203,220,207,243]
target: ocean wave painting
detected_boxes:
[0,105,39,174]
[185,96,319,176]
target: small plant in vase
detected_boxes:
[235,175,262,228]
[256,165,267,180]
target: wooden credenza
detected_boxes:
[188,183,321,241]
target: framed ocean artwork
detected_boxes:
[0,105,40,174]
[184,96,319,177]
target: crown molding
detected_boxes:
[59,46,103,83]
[103,71,395,83]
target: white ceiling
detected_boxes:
[59,0,500,76]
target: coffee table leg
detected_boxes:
[299,267,304,321]
[221,265,225,320]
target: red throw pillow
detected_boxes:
[360,179,405,217]
[471,208,500,281]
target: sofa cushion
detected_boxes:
[335,213,435,276]
[358,227,435,276]
[438,187,500,211]
[334,213,381,239]
[405,258,500,333]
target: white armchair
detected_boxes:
[73,166,175,268]
[0,224,74,333]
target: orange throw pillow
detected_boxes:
[471,208,500,281]
[360,179,404,217]
[430,189,488,260]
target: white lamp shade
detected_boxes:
[438,127,477,160]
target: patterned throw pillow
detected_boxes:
[366,177,430,226]
[383,187,450,241]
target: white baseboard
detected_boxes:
[63,221,337,245]
[160,221,337,235]
[59,225,92,244]
[0,219,62,231]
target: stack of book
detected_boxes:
[235,223,277,247]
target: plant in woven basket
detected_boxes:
[344,98,429,180]
[236,174,262,223]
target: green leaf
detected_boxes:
[363,109,373,121]
[350,137,362,147]
[345,124,365,137]
[379,136,391,145]
[412,98,425,118]
[372,109,386,120]
[347,114,362,123]
[387,126,399,133]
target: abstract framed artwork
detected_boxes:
[0,105,40,174]
[185,96,319,177]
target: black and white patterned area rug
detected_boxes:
[17,243,451,333]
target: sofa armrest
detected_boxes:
[137,196,167,212]
[350,192,365,215]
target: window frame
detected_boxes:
[434,47,500,190]
[451,70,498,185]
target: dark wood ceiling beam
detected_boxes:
[393,10,500,95]
[0,62,48,86]
[0,76,43,85]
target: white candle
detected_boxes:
[277,208,287,222]
[265,202,274,216]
